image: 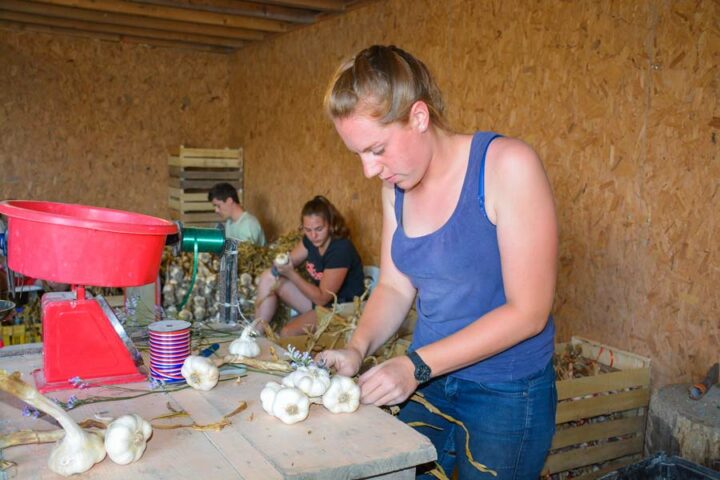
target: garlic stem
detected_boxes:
[0,372,85,441]
[0,429,65,449]
[218,354,292,373]
[0,371,106,476]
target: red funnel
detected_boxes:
[0,200,177,287]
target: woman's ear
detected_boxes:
[409,101,430,133]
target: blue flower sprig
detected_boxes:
[49,395,80,411]
[285,345,326,370]
[22,405,40,418]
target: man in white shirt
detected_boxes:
[208,183,266,246]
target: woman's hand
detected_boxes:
[274,260,294,277]
[357,356,418,406]
[316,347,363,377]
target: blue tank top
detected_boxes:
[391,131,555,382]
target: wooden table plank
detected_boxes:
[1,340,436,480]
[193,371,436,480]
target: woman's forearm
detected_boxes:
[285,270,330,305]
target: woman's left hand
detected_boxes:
[274,260,294,277]
[357,356,418,406]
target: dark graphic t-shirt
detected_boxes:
[302,236,364,304]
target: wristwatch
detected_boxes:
[407,350,432,384]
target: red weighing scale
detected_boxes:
[0,200,177,392]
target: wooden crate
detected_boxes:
[1,324,41,345]
[168,146,243,227]
[543,336,651,480]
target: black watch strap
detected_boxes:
[407,350,432,383]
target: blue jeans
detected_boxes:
[398,360,557,479]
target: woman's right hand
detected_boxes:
[316,347,364,377]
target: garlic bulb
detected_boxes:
[181,356,219,391]
[228,325,260,358]
[239,272,253,288]
[162,283,175,307]
[282,365,331,398]
[274,252,290,267]
[193,306,206,320]
[104,414,153,465]
[271,387,310,425]
[260,381,283,415]
[322,375,361,414]
[0,371,105,476]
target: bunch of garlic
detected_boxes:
[260,368,360,425]
[161,252,220,323]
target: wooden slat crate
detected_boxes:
[168,146,243,227]
[1,324,41,345]
[543,336,651,479]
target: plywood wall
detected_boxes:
[230,0,719,387]
[0,29,230,218]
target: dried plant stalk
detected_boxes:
[0,429,65,449]
[411,394,496,477]
[219,354,293,373]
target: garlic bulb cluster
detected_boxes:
[260,369,360,424]
[161,252,260,323]
[162,253,221,323]
[238,273,257,312]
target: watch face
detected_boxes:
[415,364,432,383]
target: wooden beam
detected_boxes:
[2,0,265,40]
[0,10,246,48]
[28,0,289,32]
[0,20,234,54]
[130,0,318,24]
[258,0,347,12]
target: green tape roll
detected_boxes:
[180,227,225,254]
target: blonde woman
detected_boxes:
[318,45,558,479]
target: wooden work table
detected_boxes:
[0,341,436,479]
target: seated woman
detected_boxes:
[254,196,365,337]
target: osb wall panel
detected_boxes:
[0,29,229,218]
[230,0,718,387]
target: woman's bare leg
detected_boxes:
[254,269,313,333]
[280,310,318,337]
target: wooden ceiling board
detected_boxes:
[0,0,376,53]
